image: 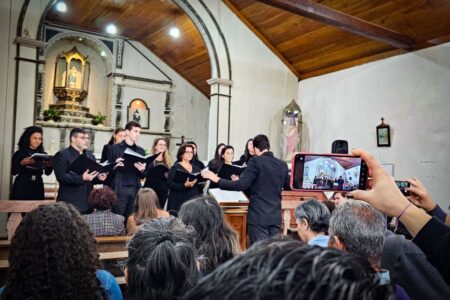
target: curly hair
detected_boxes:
[179,196,241,273]
[89,186,118,211]
[17,126,44,152]
[2,203,107,300]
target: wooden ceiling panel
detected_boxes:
[226,0,450,79]
[46,0,211,96]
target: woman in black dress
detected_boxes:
[144,137,173,209]
[207,143,226,174]
[100,127,125,163]
[11,126,52,200]
[167,144,201,215]
[186,141,205,170]
[236,138,255,166]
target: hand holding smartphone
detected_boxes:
[395,180,410,196]
[290,152,368,192]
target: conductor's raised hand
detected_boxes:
[83,169,99,181]
[346,148,409,217]
[201,169,220,183]
[134,162,146,172]
[184,178,197,188]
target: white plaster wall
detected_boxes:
[197,1,299,158]
[44,39,111,120]
[128,41,210,161]
[298,43,450,209]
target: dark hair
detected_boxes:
[108,127,125,145]
[322,199,336,214]
[125,121,141,131]
[126,217,200,300]
[183,238,394,300]
[243,138,254,162]
[70,128,87,141]
[252,134,270,152]
[3,203,106,300]
[17,126,44,152]
[88,186,117,211]
[295,199,331,234]
[176,144,194,162]
[185,141,199,160]
[215,145,234,172]
[179,196,241,273]
[213,143,226,161]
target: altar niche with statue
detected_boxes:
[49,46,94,124]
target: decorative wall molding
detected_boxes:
[110,74,172,92]
[14,36,48,49]
[116,39,124,69]
[207,78,233,86]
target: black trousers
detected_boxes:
[113,185,138,220]
[247,224,281,246]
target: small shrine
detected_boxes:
[48,46,94,124]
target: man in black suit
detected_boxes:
[108,121,146,219]
[202,134,290,244]
[53,128,107,214]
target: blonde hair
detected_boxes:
[152,137,173,167]
[134,188,160,222]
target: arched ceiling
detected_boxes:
[45,0,212,96]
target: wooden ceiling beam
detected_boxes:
[223,0,301,78]
[255,0,415,50]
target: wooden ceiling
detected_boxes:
[45,0,211,96]
[45,0,450,95]
[225,0,450,79]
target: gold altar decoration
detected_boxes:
[49,47,95,124]
[281,99,302,162]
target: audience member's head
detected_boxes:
[329,200,386,268]
[126,217,200,300]
[183,238,394,300]
[179,196,241,273]
[17,126,44,151]
[295,199,330,244]
[3,203,106,299]
[322,199,336,214]
[88,186,117,211]
[332,191,347,206]
[134,188,161,221]
[252,134,270,155]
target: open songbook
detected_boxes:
[208,188,249,203]
[121,149,160,173]
[69,155,117,175]
[27,153,53,169]
[173,169,207,183]
[217,164,246,180]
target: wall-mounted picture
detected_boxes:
[127,98,149,129]
[376,117,390,147]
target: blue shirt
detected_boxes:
[308,235,329,247]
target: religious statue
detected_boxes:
[133,109,141,123]
[281,100,302,161]
[68,66,81,89]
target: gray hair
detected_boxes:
[294,199,331,234]
[329,200,386,266]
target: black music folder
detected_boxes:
[69,155,116,175]
[28,153,53,169]
[217,164,246,180]
[122,149,160,173]
[173,169,205,183]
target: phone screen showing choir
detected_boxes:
[294,155,362,191]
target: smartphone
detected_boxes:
[395,180,410,196]
[290,153,368,191]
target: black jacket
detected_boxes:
[53,146,97,213]
[167,162,202,213]
[219,151,290,226]
[107,140,145,188]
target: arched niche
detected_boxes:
[127,99,150,129]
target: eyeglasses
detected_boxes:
[184,151,194,154]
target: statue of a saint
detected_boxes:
[133,109,141,123]
[67,66,81,89]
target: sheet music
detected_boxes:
[208,188,249,202]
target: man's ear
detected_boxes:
[328,235,346,251]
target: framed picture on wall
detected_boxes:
[376,117,390,147]
[127,98,150,129]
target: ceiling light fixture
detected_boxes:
[106,24,117,35]
[55,2,67,13]
[169,27,180,38]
